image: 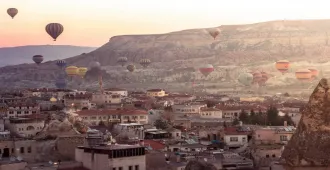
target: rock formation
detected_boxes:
[2,19,330,89]
[282,78,330,166]
[184,160,217,170]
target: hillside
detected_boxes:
[0,45,96,67]
[2,19,330,92]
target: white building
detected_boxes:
[104,88,128,97]
[64,94,92,110]
[5,103,40,119]
[5,116,44,138]
[91,92,122,105]
[75,145,146,170]
[172,103,206,115]
[199,107,222,118]
[224,127,249,148]
[76,109,148,126]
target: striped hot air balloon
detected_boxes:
[56,60,66,68]
[251,71,262,84]
[7,8,18,19]
[65,66,78,77]
[308,68,319,80]
[117,57,128,67]
[275,60,290,74]
[259,71,269,86]
[140,58,151,68]
[77,67,88,78]
[45,23,64,41]
[295,69,312,82]
[199,64,214,77]
[32,55,44,65]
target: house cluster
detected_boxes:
[0,87,303,170]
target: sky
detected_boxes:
[1,0,330,47]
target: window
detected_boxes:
[129,166,133,170]
[229,137,238,142]
[20,147,24,154]
[242,137,246,142]
[27,147,31,153]
[112,168,116,170]
[24,111,29,114]
[140,116,145,119]
[118,167,123,170]
[9,111,13,114]
[280,135,288,141]
[135,165,139,170]
[32,111,36,114]
[17,111,21,114]
[112,115,116,119]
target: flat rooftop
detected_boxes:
[77,144,144,150]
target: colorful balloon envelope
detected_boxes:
[295,69,312,82]
[275,60,290,74]
[252,71,262,84]
[308,68,319,79]
[140,58,151,68]
[259,71,269,86]
[127,64,135,72]
[77,67,88,78]
[199,64,214,77]
[65,66,79,76]
[56,60,67,68]
[32,55,44,65]
[117,57,128,67]
[45,23,64,41]
[7,8,18,19]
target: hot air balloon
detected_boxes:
[7,8,18,19]
[127,64,135,72]
[238,73,254,86]
[140,58,151,68]
[258,71,269,86]
[308,68,319,79]
[55,78,67,89]
[45,23,64,41]
[50,97,57,102]
[117,57,128,67]
[65,66,78,77]
[77,67,88,78]
[295,69,312,82]
[32,55,44,65]
[56,60,66,68]
[199,64,214,77]
[208,29,220,40]
[275,60,290,74]
[251,71,262,84]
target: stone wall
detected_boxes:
[56,135,85,160]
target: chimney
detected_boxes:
[284,121,287,127]
[176,154,180,163]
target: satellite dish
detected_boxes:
[204,158,208,162]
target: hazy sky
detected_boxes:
[1,0,329,47]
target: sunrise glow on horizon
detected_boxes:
[1,0,330,47]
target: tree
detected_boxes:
[98,121,105,126]
[239,110,249,123]
[232,118,240,126]
[281,114,295,126]
[154,119,169,130]
[267,106,280,126]
[249,109,257,124]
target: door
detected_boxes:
[3,148,9,157]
